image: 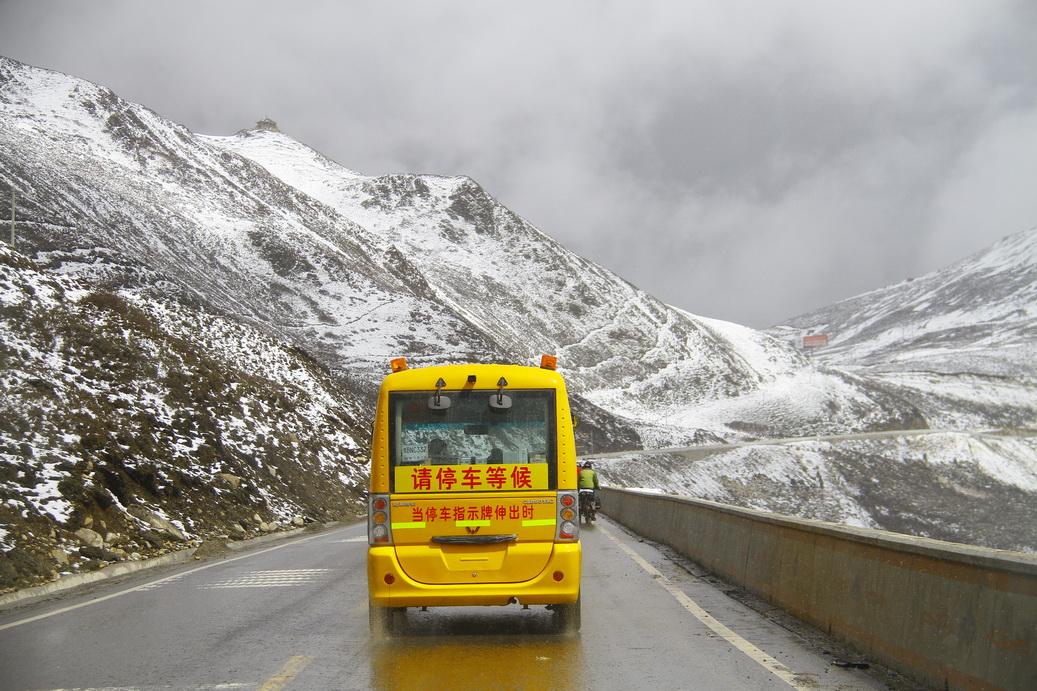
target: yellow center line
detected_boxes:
[598,523,811,690]
[258,654,316,691]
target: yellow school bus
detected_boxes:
[367,355,581,635]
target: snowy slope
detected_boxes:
[595,430,1037,552]
[771,226,1037,429]
[4,53,1034,446]
[206,127,928,443]
[1,55,924,448]
[0,56,501,376]
[206,128,789,391]
[2,54,1037,583]
[0,245,368,588]
[595,228,1037,553]
[773,226,1037,379]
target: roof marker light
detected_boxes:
[540,355,557,371]
[391,358,408,372]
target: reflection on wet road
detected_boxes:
[371,611,582,689]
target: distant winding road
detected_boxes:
[581,427,1030,462]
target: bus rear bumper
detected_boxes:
[368,543,581,608]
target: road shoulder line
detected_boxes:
[598,523,811,690]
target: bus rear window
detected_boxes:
[388,389,556,490]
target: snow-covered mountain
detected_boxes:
[1,55,1036,589]
[771,227,1037,429]
[1,244,369,589]
[596,228,1037,553]
[0,56,927,448]
[774,228,1037,378]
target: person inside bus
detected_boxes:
[428,438,454,465]
[487,447,504,464]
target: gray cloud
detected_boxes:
[2,0,1035,326]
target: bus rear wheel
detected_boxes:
[553,595,581,634]
[369,600,403,637]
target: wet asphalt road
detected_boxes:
[0,518,890,690]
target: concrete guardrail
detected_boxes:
[599,486,1037,691]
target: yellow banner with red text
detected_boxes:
[394,463,549,493]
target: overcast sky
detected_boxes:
[2,1,1035,327]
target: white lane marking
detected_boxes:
[599,523,811,690]
[199,569,332,589]
[0,528,360,631]
[136,573,187,591]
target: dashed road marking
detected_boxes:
[199,569,332,589]
[137,573,187,591]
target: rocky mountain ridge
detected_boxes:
[771,226,1037,430]
[773,227,1037,379]
[598,226,1037,553]
[0,56,922,447]
[1,55,1035,590]
[0,245,368,590]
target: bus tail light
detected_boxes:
[369,494,393,545]
[556,491,579,542]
